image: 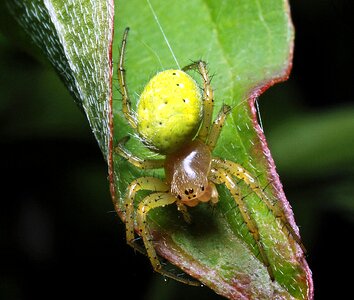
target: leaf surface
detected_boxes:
[111,1,313,299]
[8,0,113,158]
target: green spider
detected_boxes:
[115,27,305,282]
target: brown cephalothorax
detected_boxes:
[165,140,211,206]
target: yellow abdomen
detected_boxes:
[137,69,202,154]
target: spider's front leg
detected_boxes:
[126,186,201,286]
[136,193,176,270]
[182,60,214,143]
[206,104,232,151]
[124,177,169,244]
[210,168,274,280]
[212,158,307,254]
[115,136,168,244]
[136,192,200,286]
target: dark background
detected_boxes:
[1,0,353,299]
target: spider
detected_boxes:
[115,27,305,282]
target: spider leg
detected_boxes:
[124,180,201,286]
[210,168,274,280]
[182,60,213,143]
[212,158,307,254]
[124,177,169,243]
[115,136,165,169]
[136,193,176,270]
[206,104,232,152]
[118,27,138,129]
[176,202,192,223]
[137,193,200,286]
[125,229,201,287]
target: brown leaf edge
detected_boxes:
[246,60,314,300]
[106,3,314,300]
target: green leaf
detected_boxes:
[111,1,312,299]
[7,0,113,158]
[8,0,313,298]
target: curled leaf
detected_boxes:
[8,0,313,298]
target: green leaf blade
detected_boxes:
[112,1,312,299]
[8,0,313,298]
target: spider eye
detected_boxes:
[184,188,194,195]
[201,185,205,191]
[177,195,182,200]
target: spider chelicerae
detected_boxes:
[115,27,305,282]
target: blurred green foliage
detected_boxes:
[1,0,353,299]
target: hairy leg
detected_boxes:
[115,136,165,169]
[206,104,232,151]
[124,177,169,244]
[118,27,138,129]
[211,168,274,280]
[212,158,306,254]
[136,193,176,270]
[124,180,200,286]
[182,60,214,143]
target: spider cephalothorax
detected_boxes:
[115,27,305,283]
